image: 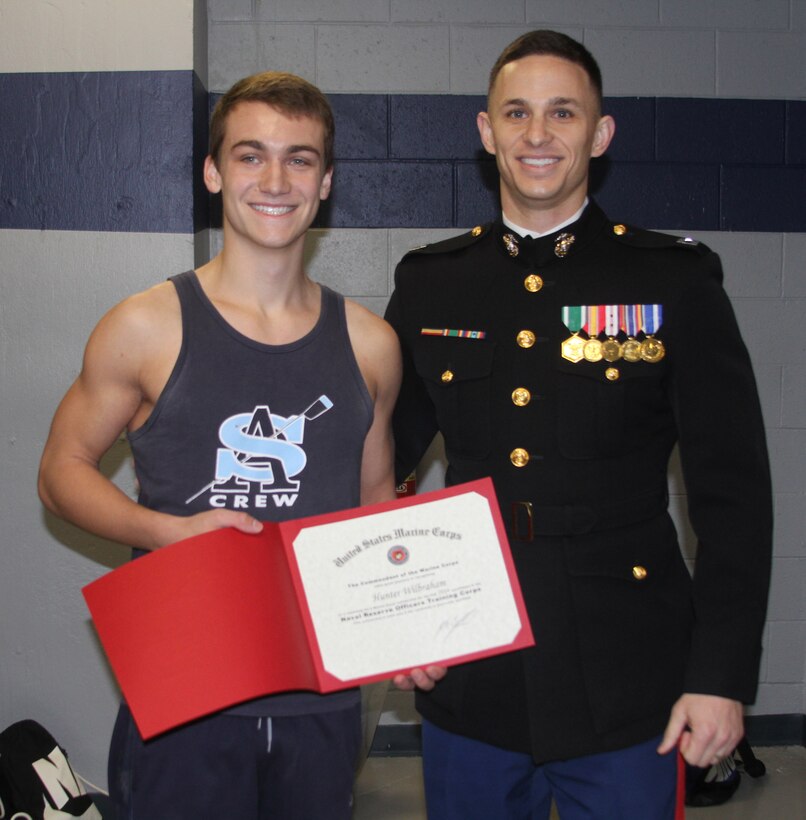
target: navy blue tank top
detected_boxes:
[128,270,372,715]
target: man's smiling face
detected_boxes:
[477,54,614,229]
[204,101,332,253]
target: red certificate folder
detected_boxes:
[83,478,534,739]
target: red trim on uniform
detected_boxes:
[674,751,686,819]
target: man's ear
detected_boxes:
[319,167,333,201]
[591,115,615,158]
[203,155,222,194]
[477,111,497,156]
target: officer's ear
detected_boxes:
[590,115,615,158]
[477,111,496,156]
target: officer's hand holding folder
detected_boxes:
[83,477,534,739]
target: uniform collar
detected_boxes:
[494,200,609,267]
[502,199,588,239]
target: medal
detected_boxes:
[622,339,643,362]
[640,336,665,363]
[583,338,603,362]
[640,304,666,363]
[582,305,604,361]
[602,304,621,361]
[601,338,622,361]
[561,305,586,363]
[562,335,586,362]
[621,304,642,362]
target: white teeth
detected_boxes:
[252,205,293,215]
[522,157,558,167]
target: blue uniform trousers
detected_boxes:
[422,720,683,820]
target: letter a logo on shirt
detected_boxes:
[186,396,333,507]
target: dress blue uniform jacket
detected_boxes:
[385,201,772,763]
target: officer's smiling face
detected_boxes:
[478,54,614,231]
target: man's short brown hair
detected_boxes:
[488,30,604,111]
[209,72,335,169]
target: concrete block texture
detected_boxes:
[656,99,786,165]
[746,682,804,714]
[782,365,806,428]
[784,234,806,297]
[527,0,660,27]
[585,28,716,97]
[767,430,806,512]
[751,363,783,433]
[767,621,806,684]
[660,0,790,29]
[303,228,389,295]
[207,0,253,22]
[685,231,783,299]
[316,25,450,92]
[450,25,582,94]
[321,161,454,227]
[208,22,315,92]
[731,298,804,366]
[788,102,806,165]
[260,0,391,22]
[766,557,806,621]
[774,493,806,558]
[392,0,525,23]
[718,32,806,99]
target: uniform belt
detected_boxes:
[509,491,668,540]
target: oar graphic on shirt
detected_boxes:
[186,395,333,505]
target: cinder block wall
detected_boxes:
[209,0,806,731]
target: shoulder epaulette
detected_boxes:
[401,224,492,260]
[608,223,711,255]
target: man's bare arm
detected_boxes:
[345,301,401,506]
[38,287,262,550]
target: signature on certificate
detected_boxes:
[435,609,478,642]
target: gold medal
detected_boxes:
[622,338,642,362]
[583,338,603,362]
[601,338,622,362]
[561,334,586,363]
[640,336,666,363]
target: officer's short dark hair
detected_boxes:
[209,71,335,169]
[488,30,603,110]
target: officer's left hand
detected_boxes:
[657,693,743,767]
[393,666,447,692]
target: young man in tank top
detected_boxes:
[38,72,402,819]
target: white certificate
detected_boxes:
[290,479,534,681]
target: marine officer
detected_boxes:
[386,29,772,820]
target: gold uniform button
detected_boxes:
[512,387,531,406]
[510,448,530,467]
[605,367,620,381]
[524,274,543,293]
[471,225,483,237]
[613,224,627,236]
[632,565,648,580]
[516,330,536,348]
[441,370,454,383]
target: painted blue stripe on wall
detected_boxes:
[283,93,806,232]
[6,86,805,233]
[0,71,201,233]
